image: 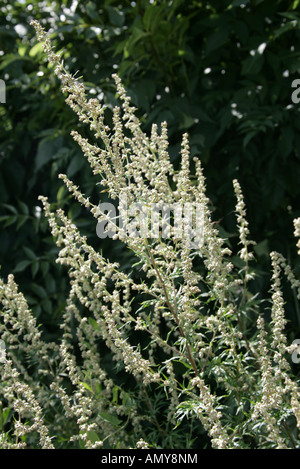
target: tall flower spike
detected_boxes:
[176,133,192,202]
[233,179,256,264]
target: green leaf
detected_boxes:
[29,42,44,57]
[206,27,229,54]
[17,200,29,215]
[124,27,150,58]
[35,140,55,172]
[112,385,118,404]
[41,298,52,314]
[40,260,50,277]
[86,1,101,21]
[13,260,31,273]
[99,412,122,427]
[16,215,28,230]
[31,284,47,299]
[88,317,100,331]
[57,185,67,202]
[243,130,257,148]
[278,126,294,158]
[241,54,264,75]
[231,256,246,268]
[232,0,250,5]
[31,260,39,278]
[35,136,64,172]
[18,45,27,57]
[86,430,101,443]
[3,215,17,227]
[67,154,84,177]
[179,113,195,130]
[23,246,37,260]
[106,6,125,27]
[253,239,269,258]
[0,53,31,70]
[1,203,18,215]
[79,381,94,393]
[194,108,214,124]
[143,5,164,33]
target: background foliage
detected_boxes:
[0,0,300,429]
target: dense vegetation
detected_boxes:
[0,0,300,449]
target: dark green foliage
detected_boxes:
[0,1,300,343]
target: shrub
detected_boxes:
[0,20,299,450]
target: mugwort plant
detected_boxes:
[0,21,299,449]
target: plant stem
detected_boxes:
[145,245,200,378]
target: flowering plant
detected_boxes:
[0,20,299,449]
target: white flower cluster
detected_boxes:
[233,178,256,266]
